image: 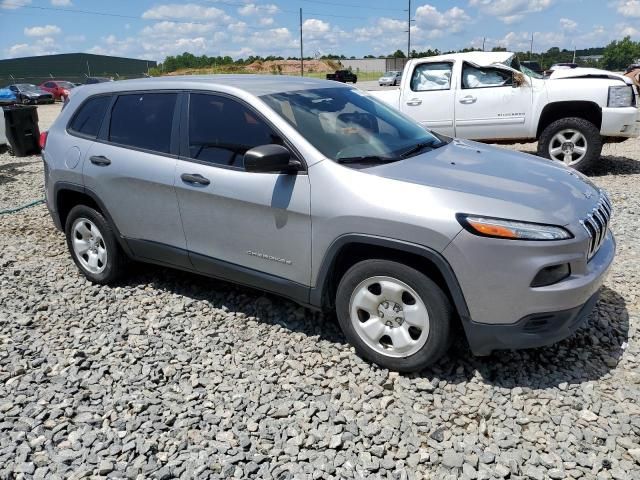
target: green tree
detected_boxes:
[391,49,406,58]
[602,36,640,70]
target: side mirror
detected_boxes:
[244,144,301,173]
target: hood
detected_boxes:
[549,67,631,84]
[367,139,601,225]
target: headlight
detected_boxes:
[457,214,573,241]
[608,85,634,107]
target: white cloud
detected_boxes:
[1,0,31,9]
[559,18,578,31]
[24,24,61,36]
[469,0,553,23]
[5,36,57,58]
[142,4,231,22]
[141,21,219,38]
[51,0,71,6]
[474,30,566,52]
[238,3,278,16]
[618,23,640,37]
[613,0,640,17]
[410,4,472,42]
[258,17,274,26]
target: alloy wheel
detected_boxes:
[549,128,588,166]
[71,217,108,274]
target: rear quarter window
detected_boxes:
[68,95,111,138]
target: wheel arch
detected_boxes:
[53,182,133,257]
[311,234,470,321]
[536,101,602,138]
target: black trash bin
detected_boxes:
[3,105,41,157]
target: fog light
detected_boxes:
[531,263,571,287]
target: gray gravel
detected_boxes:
[0,105,639,478]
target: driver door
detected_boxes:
[174,92,312,287]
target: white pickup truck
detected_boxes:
[371,51,640,171]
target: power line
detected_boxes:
[299,0,403,11]
[0,1,287,31]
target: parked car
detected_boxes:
[6,84,54,104]
[378,71,402,86]
[85,77,113,84]
[371,51,640,172]
[39,80,75,101]
[326,70,357,83]
[0,87,16,106]
[42,76,617,371]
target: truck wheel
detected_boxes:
[65,205,126,284]
[335,259,452,372]
[537,117,602,172]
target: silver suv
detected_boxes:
[43,76,615,372]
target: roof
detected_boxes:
[74,74,350,96]
[412,51,514,66]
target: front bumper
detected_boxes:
[464,291,600,355]
[601,106,640,138]
[443,225,615,355]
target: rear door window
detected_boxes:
[410,62,453,91]
[108,93,177,153]
[68,95,111,138]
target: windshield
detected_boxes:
[16,84,39,91]
[383,72,396,76]
[57,81,75,89]
[502,54,544,79]
[261,87,446,164]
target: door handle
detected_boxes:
[406,98,422,106]
[181,173,211,186]
[89,155,111,166]
[459,95,477,104]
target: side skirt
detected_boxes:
[125,238,314,309]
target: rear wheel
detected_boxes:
[65,205,126,284]
[336,259,452,372]
[537,117,602,172]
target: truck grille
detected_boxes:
[581,192,612,260]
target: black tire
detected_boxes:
[64,205,126,284]
[335,259,452,372]
[537,117,602,172]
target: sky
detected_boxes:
[0,0,639,61]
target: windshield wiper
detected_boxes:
[399,141,438,158]
[337,155,398,165]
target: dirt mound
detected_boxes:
[245,59,338,74]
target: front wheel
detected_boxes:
[335,260,452,372]
[537,117,602,172]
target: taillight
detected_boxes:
[39,131,48,150]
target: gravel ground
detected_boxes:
[0,104,639,479]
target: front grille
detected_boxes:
[581,192,612,260]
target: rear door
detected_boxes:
[174,92,312,287]
[82,91,189,267]
[454,62,533,139]
[400,61,455,136]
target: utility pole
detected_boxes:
[572,46,576,63]
[407,0,411,58]
[482,37,486,51]
[529,33,534,60]
[299,8,304,77]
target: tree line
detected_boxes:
[151,37,640,75]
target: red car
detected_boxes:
[38,80,75,101]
